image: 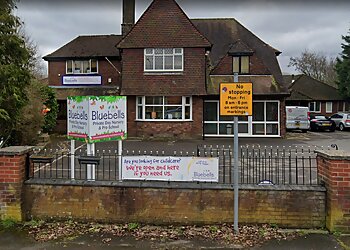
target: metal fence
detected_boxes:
[29,149,121,181]
[28,145,326,186]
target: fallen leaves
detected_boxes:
[21,220,297,248]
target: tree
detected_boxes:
[335,29,350,99]
[0,0,32,145]
[0,0,57,146]
[288,50,337,85]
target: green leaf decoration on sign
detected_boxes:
[68,96,89,103]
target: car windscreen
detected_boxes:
[314,116,327,120]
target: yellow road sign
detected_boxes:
[220,82,253,116]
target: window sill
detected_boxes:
[144,72,183,75]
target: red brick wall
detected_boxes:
[317,151,350,232]
[23,183,325,228]
[0,147,33,221]
[121,48,207,96]
[280,98,286,138]
[127,96,203,139]
[47,59,121,86]
[212,54,270,75]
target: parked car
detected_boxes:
[309,114,336,132]
[285,106,310,132]
[330,112,350,131]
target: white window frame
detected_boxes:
[203,100,280,137]
[308,101,321,113]
[326,102,333,113]
[66,59,98,74]
[144,48,183,72]
[136,96,192,121]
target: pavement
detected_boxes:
[0,230,349,250]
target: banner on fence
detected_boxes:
[122,156,219,182]
[67,96,127,143]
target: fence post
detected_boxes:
[316,150,350,232]
[0,146,34,221]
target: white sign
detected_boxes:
[122,156,219,182]
[67,96,127,142]
[63,75,102,85]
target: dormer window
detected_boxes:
[233,56,249,74]
[66,59,98,74]
[144,48,183,72]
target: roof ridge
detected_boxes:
[301,75,337,90]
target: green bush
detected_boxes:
[40,84,58,133]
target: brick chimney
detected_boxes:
[122,0,135,36]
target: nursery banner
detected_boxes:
[67,96,127,143]
[122,156,219,182]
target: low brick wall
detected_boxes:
[317,150,350,232]
[0,146,34,221]
[23,181,325,228]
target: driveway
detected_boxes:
[44,131,350,155]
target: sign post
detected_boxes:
[67,96,127,181]
[220,77,253,233]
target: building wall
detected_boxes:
[211,54,270,75]
[127,96,203,139]
[23,184,325,228]
[286,100,348,116]
[121,48,207,95]
[47,59,121,86]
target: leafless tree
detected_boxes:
[289,50,337,86]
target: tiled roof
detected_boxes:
[43,35,122,60]
[228,40,254,55]
[117,0,211,48]
[50,86,120,100]
[192,18,287,94]
[208,75,289,96]
[285,74,343,101]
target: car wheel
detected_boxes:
[339,123,345,131]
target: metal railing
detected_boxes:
[28,145,326,186]
[29,148,121,181]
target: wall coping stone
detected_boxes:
[25,179,326,192]
[0,146,35,156]
[316,150,350,161]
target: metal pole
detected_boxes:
[91,143,95,181]
[70,140,75,180]
[118,140,122,181]
[233,73,239,233]
[87,143,92,180]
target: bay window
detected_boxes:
[144,48,183,72]
[66,59,98,74]
[136,96,192,121]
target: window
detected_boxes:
[233,56,249,74]
[66,59,98,74]
[309,101,321,112]
[144,48,183,72]
[252,101,279,135]
[203,100,279,136]
[326,102,333,113]
[136,96,191,121]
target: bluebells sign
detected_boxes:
[67,96,127,143]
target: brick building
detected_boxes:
[285,74,349,116]
[44,0,289,138]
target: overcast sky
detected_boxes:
[16,0,350,74]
